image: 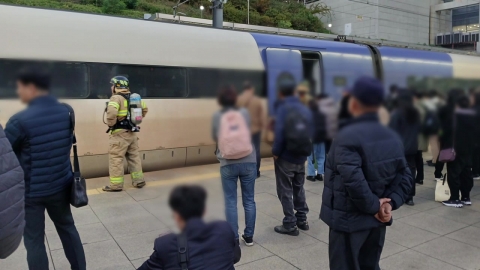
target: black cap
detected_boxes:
[350,76,384,106]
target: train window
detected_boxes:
[0,60,89,98]
[116,65,187,98]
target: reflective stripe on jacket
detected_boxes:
[106,89,148,134]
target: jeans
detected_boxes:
[24,188,86,270]
[274,158,309,228]
[220,163,257,239]
[307,143,326,176]
[252,132,262,176]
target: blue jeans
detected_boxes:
[220,163,257,239]
[307,143,326,176]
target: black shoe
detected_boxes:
[442,200,463,208]
[434,173,443,181]
[473,174,480,180]
[274,225,299,236]
[406,199,414,206]
[426,160,435,167]
[306,176,316,182]
[296,221,310,231]
[415,179,424,185]
[461,198,472,206]
[241,234,254,246]
[257,172,261,179]
[315,174,324,181]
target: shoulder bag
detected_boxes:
[438,112,456,163]
[64,104,89,208]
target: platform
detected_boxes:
[1,158,480,270]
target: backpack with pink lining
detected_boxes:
[218,110,252,159]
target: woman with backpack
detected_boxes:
[212,85,257,247]
[389,90,421,206]
[306,99,327,182]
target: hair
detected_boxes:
[17,66,51,90]
[317,93,329,100]
[396,89,419,125]
[412,89,424,99]
[427,89,438,98]
[168,185,207,221]
[456,95,470,109]
[389,84,398,94]
[446,89,464,109]
[217,85,237,107]
[243,81,253,90]
[277,72,296,96]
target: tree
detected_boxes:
[123,0,137,9]
[102,0,126,14]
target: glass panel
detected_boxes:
[0,60,89,98]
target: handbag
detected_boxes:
[438,111,456,163]
[64,104,89,208]
[435,175,451,202]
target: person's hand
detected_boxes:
[375,198,392,223]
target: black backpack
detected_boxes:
[422,110,440,136]
[284,106,312,156]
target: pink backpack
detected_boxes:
[218,110,253,159]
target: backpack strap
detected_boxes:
[177,233,189,270]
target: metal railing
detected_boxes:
[145,13,480,56]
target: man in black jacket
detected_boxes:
[138,185,241,270]
[320,77,412,270]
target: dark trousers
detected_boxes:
[329,227,386,270]
[434,160,445,179]
[274,158,309,228]
[447,155,474,200]
[252,132,261,176]
[24,188,86,270]
[473,146,480,176]
[415,150,424,181]
[405,154,416,198]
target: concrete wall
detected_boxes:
[313,0,443,44]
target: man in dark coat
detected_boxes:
[138,185,241,270]
[5,67,86,270]
[0,125,24,259]
[320,77,412,270]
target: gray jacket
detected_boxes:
[212,108,256,167]
[319,97,339,140]
[0,125,25,259]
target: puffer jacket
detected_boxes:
[320,113,412,233]
[318,97,339,140]
[5,95,73,198]
[0,125,25,259]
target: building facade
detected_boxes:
[311,0,480,50]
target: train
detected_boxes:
[1,4,480,178]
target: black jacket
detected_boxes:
[320,113,412,233]
[5,95,73,198]
[0,125,25,259]
[138,219,239,270]
[388,110,420,156]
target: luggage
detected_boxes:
[285,106,312,156]
[218,110,252,159]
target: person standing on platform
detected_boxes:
[321,77,412,270]
[472,91,480,180]
[414,91,428,185]
[103,76,148,192]
[0,124,25,259]
[318,93,338,154]
[213,86,257,247]
[272,73,313,236]
[306,99,327,182]
[237,82,264,178]
[5,67,86,270]
[389,90,421,206]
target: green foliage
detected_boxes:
[0,0,331,32]
[102,0,126,14]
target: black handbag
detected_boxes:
[64,104,89,208]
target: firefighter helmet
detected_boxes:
[110,76,129,89]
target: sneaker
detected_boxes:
[473,174,480,180]
[133,181,146,188]
[315,174,324,181]
[442,200,463,208]
[256,172,261,179]
[434,173,443,181]
[461,198,472,206]
[406,199,415,206]
[296,221,310,231]
[241,234,254,247]
[306,176,316,182]
[274,225,299,236]
[415,179,424,185]
[102,185,123,192]
[426,160,435,167]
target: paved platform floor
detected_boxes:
[2,158,480,270]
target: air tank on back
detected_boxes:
[129,93,143,126]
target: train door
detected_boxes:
[301,52,322,97]
[265,48,303,115]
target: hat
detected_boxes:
[350,76,384,106]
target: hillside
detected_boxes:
[0,0,331,33]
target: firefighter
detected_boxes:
[103,76,148,192]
